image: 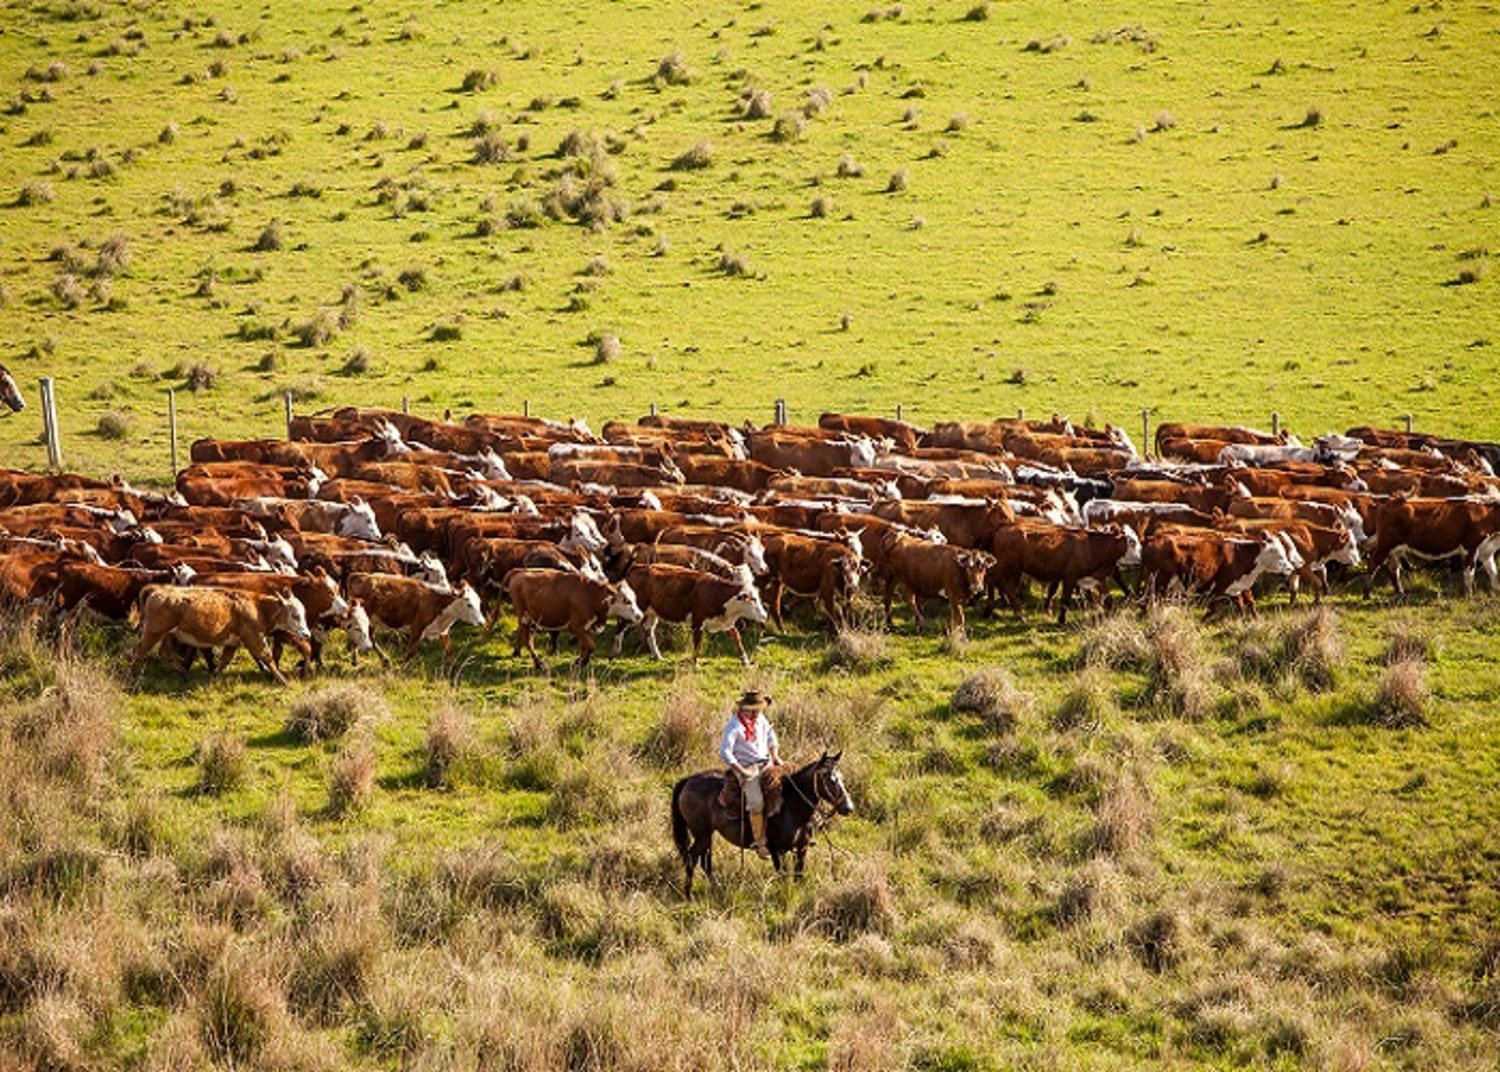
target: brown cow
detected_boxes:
[1140,532,1295,612]
[0,471,114,508]
[190,436,389,476]
[1362,496,1500,596]
[549,458,685,488]
[346,574,486,660]
[505,568,643,668]
[746,431,878,477]
[1112,478,1248,515]
[872,500,1015,550]
[0,548,69,604]
[1215,518,1360,605]
[880,533,994,632]
[673,456,785,492]
[655,525,769,576]
[177,462,323,507]
[819,412,926,452]
[620,563,768,665]
[131,585,312,685]
[989,522,1141,624]
[1154,422,1285,455]
[759,530,862,630]
[53,561,190,621]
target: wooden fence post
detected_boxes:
[895,403,904,421]
[523,399,530,418]
[649,402,658,418]
[1017,407,1025,421]
[167,389,178,476]
[774,399,787,426]
[401,395,410,415]
[1271,412,1280,437]
[39,377,61,471]
[283,391,294,439]
[1141,408,1151,460]
[1404,413,1414,434]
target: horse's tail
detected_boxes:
[670,777,692,860]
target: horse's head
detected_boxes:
[814,750,854,816]
[0,366,24,414]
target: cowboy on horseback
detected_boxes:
[719,689,782,859]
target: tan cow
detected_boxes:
[131,585,312,685]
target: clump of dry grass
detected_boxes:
[655,51,693,86]
[1054,669,1116,733]
[810,193,834,218]
[1373,659,1430,728]
[740,88,773,119]
[806,859,899,941]
[836,154,864,178]
[96,411,130,439]
[717,249,752,277]
[288,684,385,743]
[1091,768,1156,857]
[185,361,218,392]
[1142,604,1214,719]
[1384,619,1438,665]
[328,735,376,815]
[1126,908,1182,971]
[886,169,910,193]
[196,733,248,795]
[1229,607,1343,693]
[951,668,1035,733]
[643,680,710,768]
[591,331,621,364]
[252,218,283,252]
[825,624,893,671]
[198,949,286,1065]
[672,139,713,171]
[772,112,806,142]
[17,180,54,206]
[424,698,474,789]
[461,67,497,92]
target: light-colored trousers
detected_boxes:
[735,761,767,814]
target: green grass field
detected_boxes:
[2,1,1499,1068]
[1,0,1496,476]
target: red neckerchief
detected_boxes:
[737,710,758,742]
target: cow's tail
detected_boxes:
[670,776,692,861]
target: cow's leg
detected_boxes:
[1482,548,1500,592]
[1056,580,1075,626]
[516,621,542,670]
[1042,579,1060,615]
[882,578,897,628]
[948,594,964,635]
[727,625,751,667]
[130,625,168,670]
[210,644,236,677]
[907,590,923,631]
[643,612,664,660]
[244,639,287,686]
[574,627,595,668]
[611,619,629,657]
[690,624,703,665]
[769,579,786,632]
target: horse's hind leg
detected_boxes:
[692,835,715,886]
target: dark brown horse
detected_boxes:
[670,751,853,898]
[0,365,23,414]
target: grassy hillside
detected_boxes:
[0,0,1496,477]
[4,591,1500,1069]
[3,2,1500,1068]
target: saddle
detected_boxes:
[717,763,792,819]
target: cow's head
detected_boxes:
[274,592,313,641]
[449,583,486,628]
[742,533,769,575]
[1255,536,1296,577]
[170,562,197,584]
[577,552,608,583]
[607,580,644,624]
[564,511,608,556]
[338,498,381,542]
[0,366,24,414]
[849,436,879,469]
[318,572,350,619]
[304,465,330,497]
[1331,527,1362,568]
[959,550,994,597]
[513,494,539,517]
[726,580,769,626]
[138,526,164,545]
[1120,525,1143,567]
[418,552,450,588]
[261,535,298,572]
[838,527,865,563]
[477,447,511,480]
[374,419,408,454]
[343,599,374,655]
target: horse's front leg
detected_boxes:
[794,847,807,877]
[770,851,784,873]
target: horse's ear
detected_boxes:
[818,749,829,763]
[829,750,843,764]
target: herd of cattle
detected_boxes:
[1,405,1498,684]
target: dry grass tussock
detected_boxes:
[951,667,1035,733]
[1227,606,1344,693]
[424,696,474,788]
[287,683,386,742]
[1143,604,1215,719]
[824,623,893,670]
[643,677,712,768]
[1373,658,1430,728]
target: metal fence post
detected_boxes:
[774,399,787,425]
[283,390,294,439]
[649,402,658,418]
[1141,408,1151,459]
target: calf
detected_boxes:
[506,568,643,668]
[621,563,768,665]
[132,585,311,685]
[881,534,994,633]
[191,570,355,670]
[989,522,1140,624]
[346,574,486,660]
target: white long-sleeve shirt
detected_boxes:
[720,712,778,767]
